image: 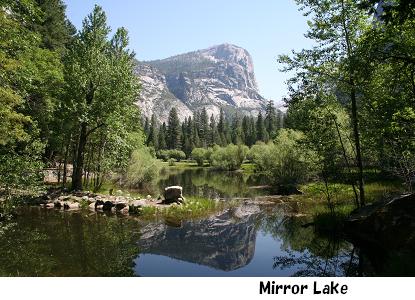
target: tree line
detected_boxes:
[143,102,285,157]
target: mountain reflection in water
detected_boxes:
[0,201,411,276]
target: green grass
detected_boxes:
[159,160,206,169]
[292,178,405,233]
[139,196,237,221]
[240,162,256,174]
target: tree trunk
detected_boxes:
[350,83,365,207]
[71,123,87,191]
[62,137,71,187]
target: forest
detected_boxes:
[1,0,414,224]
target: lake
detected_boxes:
[0,167,412,276]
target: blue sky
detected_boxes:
[64,0,312,108]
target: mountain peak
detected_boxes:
[135,44,266,122]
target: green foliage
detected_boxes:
[211,144,249,171]
[0,0,66,207]
[191,148,206,166]
[250,129,317,186]
[122,148,161,189]
[168,158,176,166]
[157,149,186,162]
[139,197,235,221]
[61,5,140,190]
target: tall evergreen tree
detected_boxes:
[265,100,278,139]
[209,114,220,146]
[158,122,167,150]
[217,108,227,146]
[33,0,75,52]
[146,114,158,149]
[256,111,268,142]
[167,107,181,149]
[231,113,243,144]
[199,107,209,147]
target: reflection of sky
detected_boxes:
[134,231,302,276]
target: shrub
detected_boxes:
[211,144,248,170]
[156,150,170,162]
[169,149,186,161]
[191,148,206,166]
[168,158,176,166]
[156,149,186,162]
[250,129,317,186]
[124,148,161,188]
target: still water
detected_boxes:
[0,168,411,276]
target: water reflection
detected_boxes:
[1,191,413,275]
[135,205,262,273]
[0,208,140,276]
[154,167,271,199]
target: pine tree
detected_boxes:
[256,111,268,142]
[158,122,167,150]
[146,114,158,149]
[249,116,257,145]
[209,114,220,146]
[188,117,199,148]
[217,108,227,146]
[231,113,243,144]
[264,100,277,139]
[167,108,181,149]
[199,107,209,147]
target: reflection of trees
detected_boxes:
[272,247,360,276]
[260,211,359,276]
[0,208,141,276]
[147,167,270,199]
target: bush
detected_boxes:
[211,144,248,171]
[250,129,317,186]
[168,158,176,166]
[156,150,170,162]
[156,149,186,162]
[169,149,186,162]
[191,148,206,166]
[124,148,161,188]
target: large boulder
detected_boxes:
[163,186,185,204]
[345,193,415,249]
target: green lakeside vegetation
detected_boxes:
[1,0,414,231]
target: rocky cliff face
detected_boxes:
[135,43,268,122]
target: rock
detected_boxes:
[345,193,415,249]
[132,199,146,207]
[276,185,303,195]
[68,202,80,210]
[129,205,142,214]
[163,186,184,204]
[81,196,89,201]
[120,205,129,214]
[103,201,114,211]
[147,195,152,200]
[89,202,96,210]
[54,201,62,209]
[95,200,104,210]
[58,195,70,201]
[115,203,127,210]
